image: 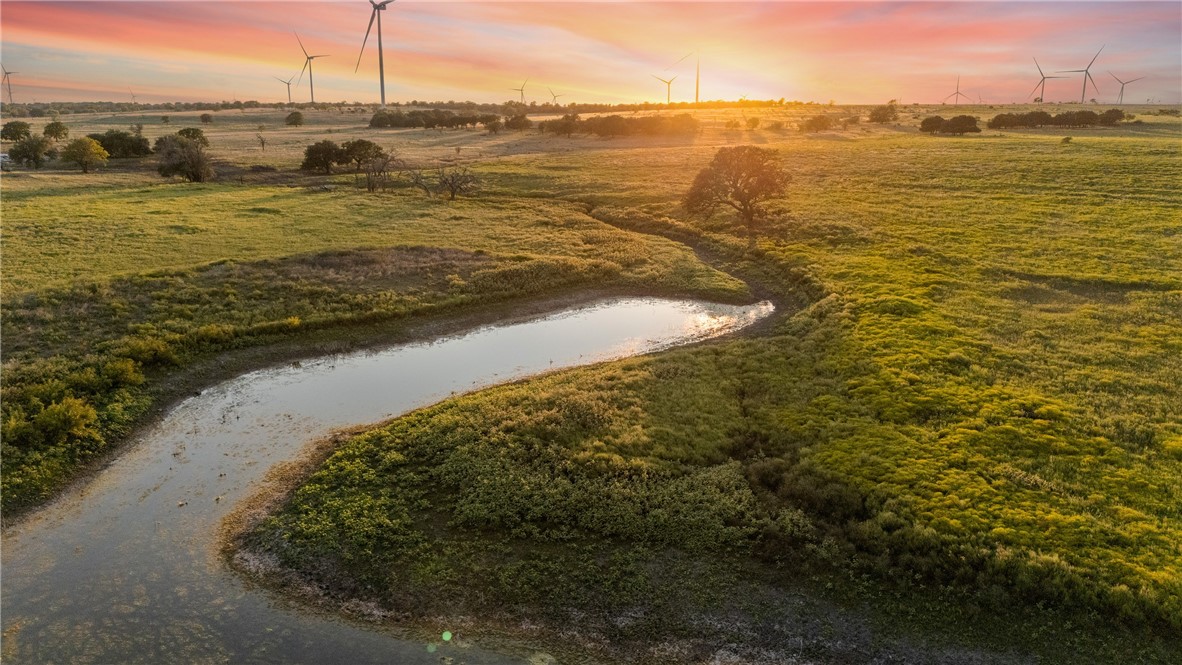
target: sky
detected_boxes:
[1,1,1179,106]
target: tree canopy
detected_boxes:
[683,145,789,243]
[2,121,32,142]
[60,137,109,173]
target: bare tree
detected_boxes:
[256,133,267,151]
[436,166,479,200]
[361,150,403,193]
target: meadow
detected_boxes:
[3,104,1180,661]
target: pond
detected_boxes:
[1,296,774,664]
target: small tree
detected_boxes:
[2,120,32,142]
[746,117,761,130]
[9,135,54,168]
[683,145,789,244]
[175,127,210,147]
[200,113,213,124]
[801,114,834,133]
[869,102,899,123]
[161,115,171,125]
[256,133,267,151]
[340,139,385,171]
[285,111,304,127]
[60,137,109,173]
[156,135,214,182]
[362,151,402,192]
[130,123,144,137]
[505,114,532,131]
[301,140,343,174]
[43,121,70,142]
[437,166,479,200]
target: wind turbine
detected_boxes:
[129,87,138,105]
[295,33,330,104]
[943,76,970,105]
[653,75,676,104]
[1108,72,1144,105]
[548,87,565,105]
[1057,46,1103,104]
[275,75,295,104]
[1028,58,1066,103]
[355,0,394,108]
[2,66,16,104]
[667,51,699,103]
[511,78,528,103]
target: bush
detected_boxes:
[869,103,899,123]
[939,115,981,134]
[285,111,304,127]
[746,117,761,130]
[200,113,213,124]
[920,116,945,133]
[505,114,532,131]
[155,135,214,182]
[801,115,835,133]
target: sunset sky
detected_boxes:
[1,1,1179,106]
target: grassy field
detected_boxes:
[4,104,1181,661]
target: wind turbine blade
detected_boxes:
[1057,69,1085,73]
[1028,80,1044,100]
[1086,45,1104,70]
[1034,57,1044,77]
[666,51,694,70]
[1086,71,1098,94]
[295,32,309,58]
[356,9,377,72]
[297,58,310,87]
[670,76,678,83]
[1127,77,1145,84]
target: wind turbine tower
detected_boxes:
[355,0,394,108]
[275,76,296,104]
[295,33,330,104]
[653,75,677,104]
[1108,72,1144,105]
[944,76,970,105]
[1058,46,1104,104]
[2,66,17,105]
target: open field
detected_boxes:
[3,104,1181,661]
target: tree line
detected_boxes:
[987,109,1127,129]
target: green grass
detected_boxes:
[5,106,1182,660]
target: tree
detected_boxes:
[940,115,981,134]
[436,166,479,200]
[161,115,171,125]
[301,140,343,174]
[869,102,899,123]
[256,133,267,151]
[2,120,32,142]
[340,139,385,171]
[175,127,210,147]
[43,121,70,141]
[801,114,834,132]
[60,137,109,173]
[285,111,304,127]
[746,117,761,130]
[155,135,214,182]
[9,135,54,169]
[919,116,945,133]
[505,114,532,131]
[87,130,151,158]
[683,145,789,243]
[200,113,213,124]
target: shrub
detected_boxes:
[155,135,214,182]
[940,115,981,134]
[869,102,899,123]
[200,113,213,124]
[285,111,305,127]
[801,114,834,133]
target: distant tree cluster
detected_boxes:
[987,109,1125,129]
[86,129,151,158]
[300,139,390,175]
[539,113,700,138]
[919,115,981,135]
[370,109,502,131]
[8,136,55,168]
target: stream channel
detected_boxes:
[2,297,774,664]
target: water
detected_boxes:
[1,297,773,664]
